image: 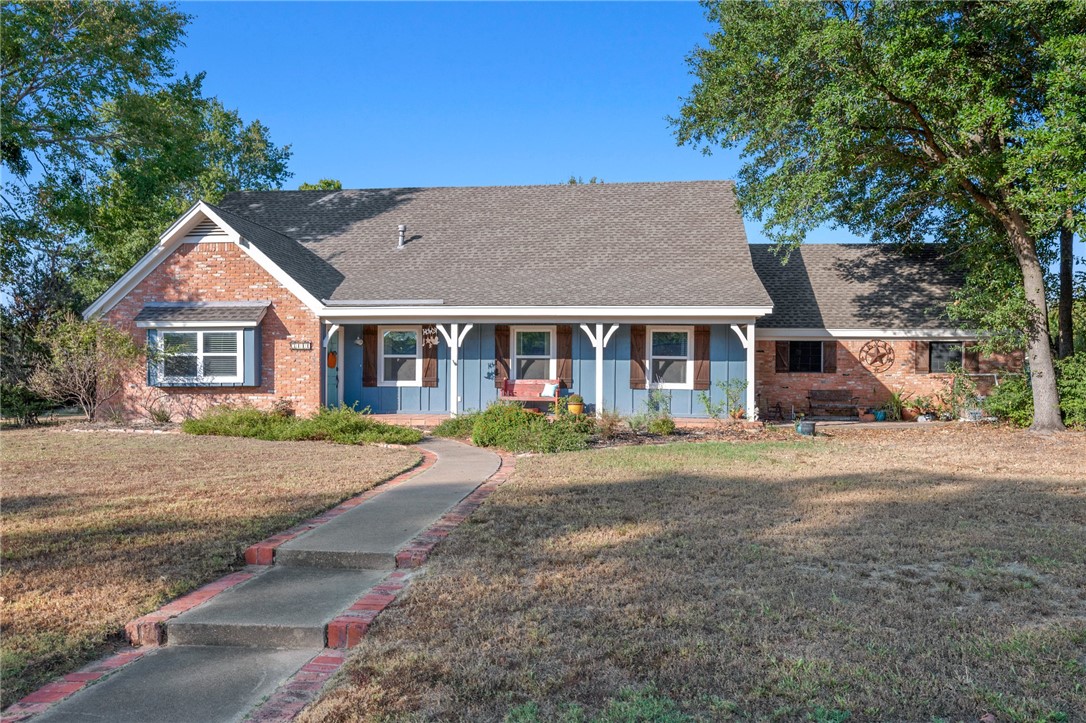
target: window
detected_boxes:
[512,328,555,380]
[648,327,693,389]
[379,327,421,386]
[159,330,242,384]
[788,341,824,373]
[930,342,963,373]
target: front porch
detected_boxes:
[321,321,758,420]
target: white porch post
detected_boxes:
[579,323,619,418]
[746,323,756,420]
[436,323,473,417]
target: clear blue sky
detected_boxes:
[173,1,864,245]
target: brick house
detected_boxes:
[84,181,1020,421]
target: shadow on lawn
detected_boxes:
[367,463,1086,722]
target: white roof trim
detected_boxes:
[135,319,264,329]
[757,328,977,340]
[319,305,773,324]
[83,202,323,319]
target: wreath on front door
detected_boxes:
[858,339,894,372]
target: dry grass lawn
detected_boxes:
[0,427,420,707]
[304,426,1086,722]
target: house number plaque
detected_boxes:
[858,339,894,372]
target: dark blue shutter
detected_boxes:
[146,329,160,386]
[243,326,261,386]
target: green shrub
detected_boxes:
[648,416,676,436]
[182,405,422,445]
[430,412,479,439]
[983,352,1086,429]
[470,401,594,453]
[984,374,1034,427]
[1057,353,1086,428]
[0,382,51,425]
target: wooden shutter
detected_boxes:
[693,325,711,390]
[630,324,647,389]
[422,326,438,388]
[775,341,790,373]
[914,340,930,373]
[821,341,838,374]
[494,325,510,388]
[362,326,378,387]
[962,341,980,373]
[556,325,573,388]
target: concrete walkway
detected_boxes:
[34,439,500,723]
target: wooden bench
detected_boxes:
[499,378,561,408]
[808,389,860,417]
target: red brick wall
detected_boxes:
[754,338,1022,417]
[104,241,322,420]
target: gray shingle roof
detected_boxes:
[214,181,772,308]
[135,302,270,324]
[750,244,964,329]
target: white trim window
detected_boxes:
[378,326,422,387]
[160,330,243,384]
[647,326,694,390]
[512,326,556,380]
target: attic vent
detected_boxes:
[184,218,228,241]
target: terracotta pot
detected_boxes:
[859,413,876,422]
[902,408,921,422]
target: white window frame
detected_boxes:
[647,325,694,391]
[511,326,557,381]
[158,329,244,385]
[377,325,423,387]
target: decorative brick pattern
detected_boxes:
[325,571,413,649]
[755,339,1022,416]
[243,449,437,565]
[1,649,146,722]
[395,453,517,569]
[103,241,322,420]
[124,569,262,646]
[244,650,348,723]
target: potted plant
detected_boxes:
[566,394,585,415]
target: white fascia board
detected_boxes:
[319,306,773,324]
[757,327,978,340]
[84,202,325,319]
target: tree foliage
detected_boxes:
[1,0,293,300]
[29,313,143,421]
[298,178,343,190]
[674,0,1086,430]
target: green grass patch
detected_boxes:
[181,405,422,445]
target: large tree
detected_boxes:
[2,1,292,302]
[674,0,1086,431]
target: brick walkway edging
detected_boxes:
[246,450,517,723]
[124,449,437,646]
[1,649,147,723]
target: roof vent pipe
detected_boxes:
[397,224,406,249]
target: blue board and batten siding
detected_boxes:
[336,323,747,417]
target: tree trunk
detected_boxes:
[1058,213,1074,359]
[1008,222,1064,431]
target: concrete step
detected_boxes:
[273,547,396,570]
[33,646,316,723]
[167,566,386,648]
